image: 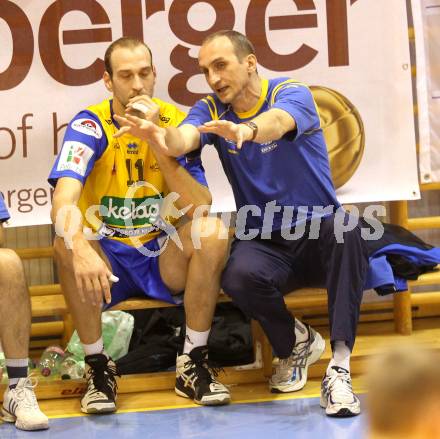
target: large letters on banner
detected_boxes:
[0,0,419,226]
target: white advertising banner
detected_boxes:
[0,0,419,226]
[413,0,440,183]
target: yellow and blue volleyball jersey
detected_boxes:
[182,77,339,233]
[0,194,10,223]
[49,98,207,246]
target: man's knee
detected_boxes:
[221,259,275,319]
[221,257,267,296]
[0,248,23,277]
[221,262,251,312]
[188,216,229,256]
[0,249,28,302]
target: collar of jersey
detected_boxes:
[109,99,121,129]
[235,78,268,120]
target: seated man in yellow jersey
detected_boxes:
[48,37,230,414]
[0,196,49,430]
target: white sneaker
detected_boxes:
[269,325,325,393]
[2,377,49,430]
[175,346,231,406]
[320,366,360,417]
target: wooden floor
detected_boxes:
[35,316,440,419]
[37,378,364,419]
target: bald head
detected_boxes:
[104,37,153,78]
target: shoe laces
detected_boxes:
[88,361,120,398]
[326,369,353,400]
[12,376,40,410]
[273,341,310,382]
[183,357,223,385]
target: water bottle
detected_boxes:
[59,355,85,380]
[38,346,65,377]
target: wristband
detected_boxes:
[241,121,258,141]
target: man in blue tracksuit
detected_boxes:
[114,30,369,417]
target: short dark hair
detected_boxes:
[202,30,255,61]
[104,37,153,77]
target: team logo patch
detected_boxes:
[56,141,94,176]
[127,143,139,155]
[71,118,103,139]
[100,195,162,227]
[260,142,278,154]
[150,162,160,171]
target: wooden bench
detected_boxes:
[16,247,440,364]
[8,245,440,400]
[17,246,440,350]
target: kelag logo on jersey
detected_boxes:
[71,118,103,139]
[100,195,162,227]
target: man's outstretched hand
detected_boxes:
[198,120,253,150]
[113,114,170,155]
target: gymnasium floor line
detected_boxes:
[36,376,366,419]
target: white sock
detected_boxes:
[82,337,107,357]
[328,340,351,373]
[5,358,28,368]
[5,358,29,388]
[294,318,309,344]
[183,326,210,354]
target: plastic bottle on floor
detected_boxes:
[59,354,85,380]
[38,346,65,377]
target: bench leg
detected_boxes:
[393,290,412,335]
[251,320,273,378]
